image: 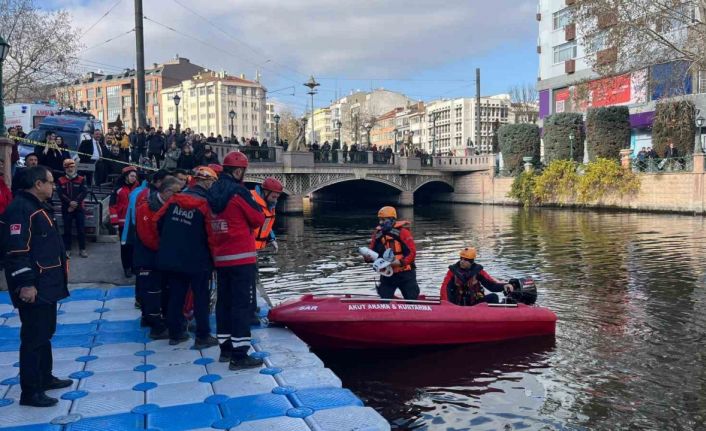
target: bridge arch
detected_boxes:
[306,176,405,195]
[412,177,454,193]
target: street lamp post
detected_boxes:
[273,113,281,146]
[303,76,320,146]
[364,123,373,149]
[0,36,11,137]
[336,119,342,144]
[393,128,398,154]
[229,110,236,142]
[569,131,575,162]
[697,114,705,153]
[173,94,181,134]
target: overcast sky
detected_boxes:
[49,0,539,113]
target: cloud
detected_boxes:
[58,0,536,87]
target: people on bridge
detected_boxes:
[251,177,283,254]
[365,206,420,300]
[206,151,266,370]
[440,247,513,306]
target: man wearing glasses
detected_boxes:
[2,166,72,407]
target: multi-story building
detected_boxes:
[55,56,204,130]
[160,70,266,139]
[265,102,276,142]
[423,95,511,155]
[395,102,425,151]
[370,107,404,149]
[308,107,333,143]
[537,0,706,152]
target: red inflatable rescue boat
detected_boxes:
[268,294,557,349]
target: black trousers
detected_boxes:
[165,271,210,339]
[136,268,166,331]
[377,269,420,300]
[118,227,133,271]
[62,208,86,251]
[18,302,57,397]
[216,264,256,358]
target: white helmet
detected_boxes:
[372,258,393,277]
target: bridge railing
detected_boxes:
[423,154,496,170]
[211,144,282,163]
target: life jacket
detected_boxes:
[250,190,275,251]
[374,221,413,273]
[449,263,485,305]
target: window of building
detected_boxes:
[190,89,197,97]
[87,88,95,99]
[96,88,103,98]
[199,87,206,96]
[241,88,247,95]
[207,86,214,94]
[553,41,577,63]
[587,31,608,53]
[209,113,215,119]
[553,8,572,30]
[190,115,197,122]
[146,81,152,92]
[122,95,132,106]
[699,70,706,94]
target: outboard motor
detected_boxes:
[506,278,538,305]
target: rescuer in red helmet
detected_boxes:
[251,177,283,253]
[205,151,265,370]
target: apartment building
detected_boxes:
[161,70,266,139]
[55,56,204,130]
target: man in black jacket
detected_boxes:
[154,167,219,348]
[2,166,73,407]
[57,159,89,258]
[147,128,166,168]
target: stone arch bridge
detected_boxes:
[213,147,496,212]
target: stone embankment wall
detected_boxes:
[440,169,706,215]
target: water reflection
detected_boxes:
[264,203,706,430]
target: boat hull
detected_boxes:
[268,295,557,349]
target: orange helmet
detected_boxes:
[193,166,218,180]
[223,151,249,168]
[460,247,477,260]
[208,163,223,175]
[262,177,283,193]
[377,206,397,219]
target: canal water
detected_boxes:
[261,202,706,430]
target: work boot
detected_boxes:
[124,268,133,278]
[228,356,264,370]
[218,350,231,363]
[79,250,88,258]
[193,335,218,350]
[149,328,169,340]
[66,251,71,259]
[169,332,190,345]
[19,392,58,407]
[134,299,142,310]
[44,376,73,390]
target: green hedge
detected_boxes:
[586,106,631,161]
[498,123,541,174]
[652,100,696,156]
[542,113,585,163]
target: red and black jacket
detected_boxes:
[133,191,164,270]
[57,175,88,211]
[369,221,416,273]
[206,175,264,267]
[153,186,212,274]
[109,182,138,228]
[440,262,505,306]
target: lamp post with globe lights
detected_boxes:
[273,113,280,146]
[229,110,236,142]
[696,114,705,154]
[173,94,181,133]
[0,36,11,137]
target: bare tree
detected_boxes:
[575,0,706,87]
[508,83,539,124]
[1,0,82,103]
[276,109,300,146]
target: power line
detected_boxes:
[143,16,302,87]
[81,28,135,52]
[81,0,123,37]
[170,0,309,80]
[317,77,475,83]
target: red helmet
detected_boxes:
[223,151,249,168]
[262,177,283,193]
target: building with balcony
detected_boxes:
[536,0,706,152]
[423,95,511,156]
[160,70,267,140]
[265,102,276,142]
[55,56,204,130]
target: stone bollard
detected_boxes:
[619,148,633,170]
[522,156,533,173]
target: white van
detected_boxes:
[4,103,58,132]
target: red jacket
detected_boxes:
[109,183,137,228]
[439,262,505,303]
[133,192,164,269]
[369,221,416,272]
[0,176,12,215]
[206,175,264,267]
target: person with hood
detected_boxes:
[364,206,419,300]
[57,159,88,258]
[440,247,513,306]
[134,176,183,339]
[109,166,139,277]
[153,166,219,348]
[206,151,265,370]
[163,141,181,170]
[199,145,220,166]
